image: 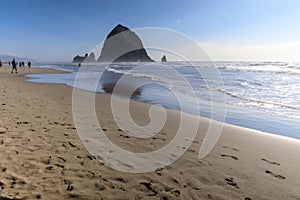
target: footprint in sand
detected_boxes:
[16,121,30,125]
[58,156,66,162]
[223,146,239,152]
[0,181,5,190]
[265,170,285,179]
[155,168,163,176]
[114,177,128,183]
[152,137,166,141]
[140,182,157,196]
[67,127,76,130]
[261,158,280,166]
[221,154,238,160]
[68,142,76,147]
[119,134,130,138]
[225,177,239,188]
[67,184,74,191]
[95,182,106,191]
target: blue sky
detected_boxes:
[0,0,300,61]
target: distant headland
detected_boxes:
[0,54,33,62]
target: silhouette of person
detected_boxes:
[0,60,2,67]
[28,61,31,68]
[11,58,17,73]
[8,61,10,66]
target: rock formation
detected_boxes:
[72,53,88,63]
[72,52,96,63]
[97,24,154,62]
[161,55,167,62]
[85,52,96,62]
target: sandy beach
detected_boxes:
[0,65,300,200]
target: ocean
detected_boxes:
[26,61,300,140]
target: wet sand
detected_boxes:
[0,65,300,199]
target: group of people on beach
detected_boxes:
[0,58,31,74]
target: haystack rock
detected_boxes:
[97,24,154,62]
[161,55,167,62]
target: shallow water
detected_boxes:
[26,61,300,140]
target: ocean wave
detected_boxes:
[105,66,163,82]
[219,64,300,75]
[219,89,300,111]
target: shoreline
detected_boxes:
[25,67,300,141]
[30,66,300,143]
[1,66,300,199]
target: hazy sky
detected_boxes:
[0,0,300,61]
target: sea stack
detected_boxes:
[84,52,96,62]
[97,24,154,62]
[161,55,167,62]
[72,52,96,63]
[72,53,87,63]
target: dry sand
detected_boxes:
[0,65,300,199]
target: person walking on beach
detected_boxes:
[0,60,2,67]
[11,58,17,74]
[28,61,31,68]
